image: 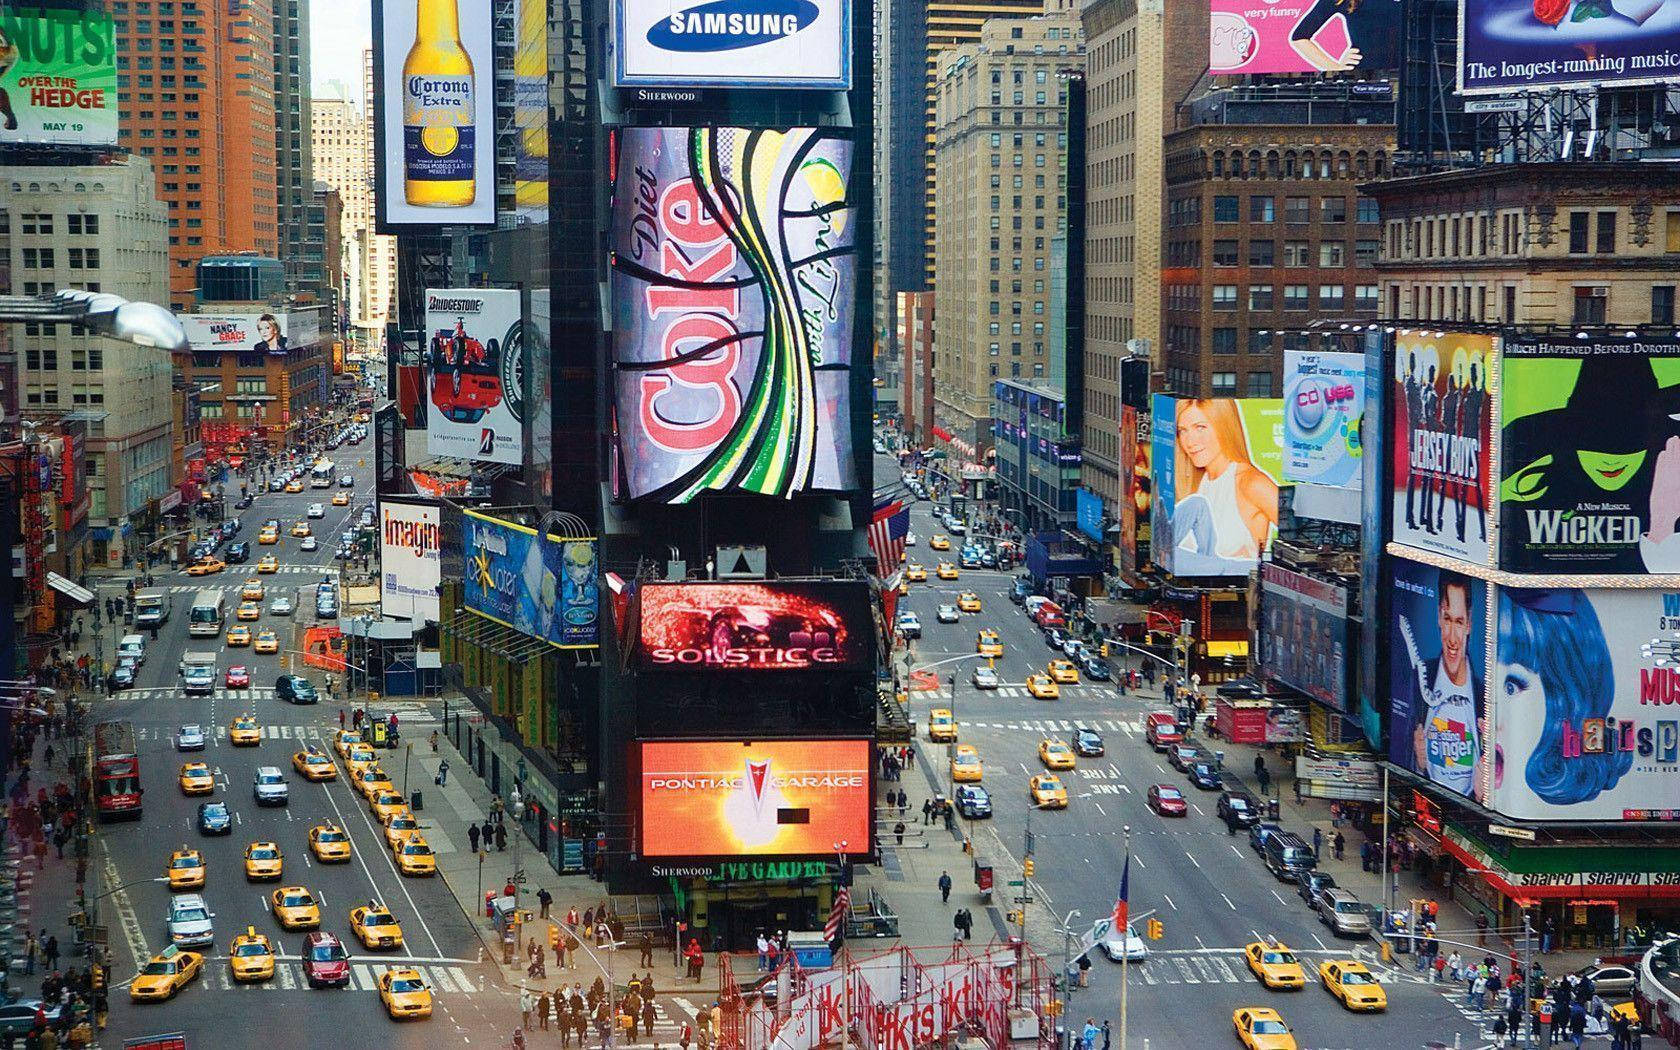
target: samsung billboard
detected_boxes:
[613,0,851,89]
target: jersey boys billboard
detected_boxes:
[1500,338,1680,574]
[636,581,871,670]
[1391,331,1495,565]
[637,739,871,857]
[610,127,857,503]
[462,510,599,649]
[612,0,850,89]
[423,289,524,465]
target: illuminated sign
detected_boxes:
[613,0,850,89]
[637,581,871,670]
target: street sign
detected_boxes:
[1464,98,1523,114]
[1006,879,1024,887]
[1013,894,1034,904]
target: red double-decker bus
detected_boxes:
[91,721,142,820]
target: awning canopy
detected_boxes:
[440,609,550,663]
[45,572,94,607]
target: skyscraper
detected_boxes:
[311,93,397,338]
[275,0,316,296]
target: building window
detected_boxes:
[1354,284,1380,312]
[1211,372,1238,395]
[1596,210,1617,254]
[1285,196,1310,224]
[1214,195,1240,222]
[1655,285,1676,325]
[1248,330,1273,353]
[1504,285,1517,322]
[1356,197,1380,224]
[1211,328,1238,355]
[1321,198,1347,223]
[1212,285,1238,310]
[1283,285,1310,310]
[1568,211,1590,254]
[1668,211,1680,252]
[1355,239,1379,266]
[1212,239,1238,266]
[1283,241,1310,267]
[1319,242,1345,267]
[1319,285,1345,310]
[1250,196,1274,223]
[1247,371,1274,397]
[1248,285,1274,311]
[1573,286,1607,324]
[1249,239,1274,266]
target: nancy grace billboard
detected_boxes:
[636,580,872,671]
[609,126,857,504]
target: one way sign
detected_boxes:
[715,546,767,580]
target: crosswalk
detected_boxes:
[1121,946,1391,987]
[197,958,481,995]
[916,685,1125,701]
[955,716,1145,736]
[161,568,336,590]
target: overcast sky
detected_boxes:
[312,0,372,107]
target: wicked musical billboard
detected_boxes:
[1500,337,1680,575]
[1390,331,1496,565]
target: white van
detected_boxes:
[117,634,147,666]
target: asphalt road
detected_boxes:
[86,432,507,1047]
[883,452,1492,1049]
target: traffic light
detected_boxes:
[1046,999,1063,1018]
[1146,918,1164,941]
[1007,909,1024,926]
[1023,857,1035,878]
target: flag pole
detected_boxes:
[1120,824,1130,1050]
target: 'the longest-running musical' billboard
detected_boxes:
[610,126,857,504]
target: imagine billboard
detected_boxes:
[613,0,851,89]
[1209,0,1401,75]
[463,510,599,649]
[1391,331,1495,565]
[1259,562,1350,711]
[1283,350,1364,490]
[379,499,441,622]
[1388,559,1490,804]
[0,6,117,147]
[638,739,871,858]
[1500,337,1680,575]
[610,126,857,503]
[1490,586,1680,821]
[637,581,871,670]
[1459,0,1680,94]
[423,288,524,465]
[373,0,496,227]
[1149,395,1284,577]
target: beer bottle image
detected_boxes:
[402,0,476,207]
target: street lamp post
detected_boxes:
[832,839,851,1050]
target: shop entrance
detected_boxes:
[704,894,820,953]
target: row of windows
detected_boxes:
[1163,367,1275,398]
[1196,283,1381,312]
[1391,282,1678,326]
[1177,238,1381,268]
[23,348,105,371]
[1169,326,1370,357]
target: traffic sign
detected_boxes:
[1006,879,1024,887]
[1013,894,1034,904]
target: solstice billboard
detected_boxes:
[636,581,871,670]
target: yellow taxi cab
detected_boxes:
[284,479,304,493]
[383,812,422,849]
[291,522,311,538]
[394,835,437,876]
[256,554,279,573]
[957,592,982,613]
[1244,940,1307,990]
[905,563,928,582]
[229,715,261,746]
[929,534,951,551]
[309,823,354,863]
[253,629,278,654]
[344,744,380,775]
[1037,739,1076,770]
[332,490,350,506]
[377,966,434,1020]
[1026,674,1060,699]
[178,762,214,796]
[977,629,1003,657]
[167,847,206,890]
[258,526,280,545]
[1233,1007,1297,1050]
[1028,773,1068,808]
[1317,960,1387,1012]
[1047,659,1080,684]
[270,885,322,930]
[350,902,405,949]
[897,576,910,596]
[225,625,252,647]
[354,765,395,801]
[241,579,265,601]
[185,558,225,576]
[936,562,959,580]
[292,748,337,782]
[229,927,276,982]
[243,841,284,881]
[130,946,204,1002]
[928,708,957,743]
[236,601,262,621]
[332,729,364,760]
[369,791,409,822]
[950,744,983,783]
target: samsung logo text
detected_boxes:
[649,0,820,52]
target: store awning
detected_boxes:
[45,572,94,607]
[1206,640,1249,659]
[1443,824,1680,899]
[439,609,550,663]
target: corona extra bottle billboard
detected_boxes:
[402,0,476,207]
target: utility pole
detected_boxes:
[1120,824,1131,1050]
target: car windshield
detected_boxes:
[203,805,227,819]
[282,894,312,908]
[172,856,200,867]
[182,726,201,736]
[174,906,208,922]
[250,848,277,859]
[142,961,177,976]
[233,943,268,957]
[317,829,346,842]
[1340,970,1374,984]
[259,774,282,785]
[403,843,432,855]
[1252,1020,1287,1035]
[391,977,424,993]
[1335,901,1365,914]
[310,944,347,962]
[1262,951,1297,965]
[1158,788,1182,799]
[366,912,395,926]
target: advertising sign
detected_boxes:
[0,6,117,147]
[637,581,871,670]
[423,288,524,465]
[637,739,871,858]
[1388,559,1490,804]
[373,0,496,228]
[1459,0,1680,94]
[181,313,313,355]
[1149,395,1284,577]
[1209,0,1401,75]
[1500,337,1680,575]
[610,127,857,503]
[1075,487,1103,543]
[1487,586,1680,822]
[612,0,850,89]
[462,509,599,649]
[1259,562,1349,710]
[1119,405,1152,579]
[379,499,441,621]
[1283,350,1364,490]
[1391,331,1495,564]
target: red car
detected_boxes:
[301,931,350,987]
[1145,712,1183,751]
[427,324,505,424]
[225,665,250,688]
[1147,784,1188,817]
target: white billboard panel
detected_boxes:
[379,499,441,621]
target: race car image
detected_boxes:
[637,582,868,671]
[427,319,504,425]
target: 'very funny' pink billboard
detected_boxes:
[1209,0,1400,74]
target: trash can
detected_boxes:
[410,790,423,811]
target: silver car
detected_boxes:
[176,725,206,751]
[936,604,960,624]
[253,766,289,806]
[1318,889,1372,938]
[167,894,215,947]
[269,595,294,616]
[971,666,1000,690]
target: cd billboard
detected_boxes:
[379,499,441,621]
[613,0,851,89]
[1149,395,1284,577]
[1209,0,1400,75]
[637,739,871,858]
[1388,559,1490,805]
[462,510,599,649]
[1391,331,1495,565]
[0,6,117,147]
[637,581,872,670]
[423,289,524,465]
[1459,0,1680,94]
[609,127,857,503]
[1283,350,1364,490]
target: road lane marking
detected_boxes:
[1221,894,1237,910]
[1185,852,1200,869]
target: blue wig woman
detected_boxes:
[1496,588,1631,807]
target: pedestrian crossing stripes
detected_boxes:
[956,717,1142,735]
[1123,946,1390,987]
[134,718,438,742]
[120,686,440,714]
[200,959,481,994]
[921,686,1123,701]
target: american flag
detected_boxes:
[825,885,851,942]
[867,497,911,578]
[1111,854,1131,933]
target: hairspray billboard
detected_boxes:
[423,289,525,465]
[462,510,599,649]
[609,127,857,504]
[1391,331,1495,565]
[1149,395,1284,577]
[1458,0,1680,94]
[1388,559,1490,804]
[1283,350,1365,490]
[1500,337,1680,575]
[1488,587,1680,822]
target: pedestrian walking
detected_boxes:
[922,798,933,825]
[565,930,580,968]
[24,932,36,975]
[1332,831,1345,860]
[482,818,495,849]
[437,759,449,786]
[522,987,535,1030]
[1312,827,1323,859]
[756,934,770,971]
[894,821,906,845]
[496,823,508,852]
[43,935,58,973]
[1477,912,1490,948]
[1569,1002,1587,1049]
[639,932,654,967]
[641,999,656,1041]
[538,887,553,919]
[338,709,346,730]
[1101,1021,1111,1050]
[538,992,551,1030]
[430,730,439,752]
[938,871,952,904]
[468,823,481,854]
